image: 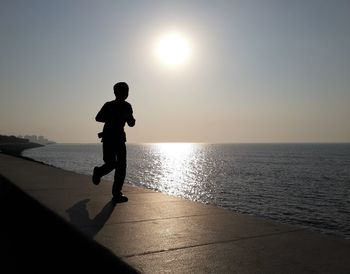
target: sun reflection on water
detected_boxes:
[156,143,195,159]
[153,143,198,195]
[128,142,216,203]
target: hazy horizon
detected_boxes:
[22,141,350,145]
[1,0,350,143]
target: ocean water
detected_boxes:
[23,143,350,239]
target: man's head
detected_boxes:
[114,82,129,100]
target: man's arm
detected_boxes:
[126,104,136,127]
[95,103,108,123]
[127,115,136,127]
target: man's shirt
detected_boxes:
[96,100,135,142]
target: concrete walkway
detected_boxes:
[1,153,349,273]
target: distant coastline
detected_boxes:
[0,135,44,157]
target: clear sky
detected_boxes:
[1,0,349,143]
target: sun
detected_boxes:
[155,32,191,66]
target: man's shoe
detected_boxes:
[92,167,101,185]
[112,194,128,203]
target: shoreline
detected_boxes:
[0,143,58,168]
[1,153,349,273]
[6,143,350,241]
[0,142,43,157]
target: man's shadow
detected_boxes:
[66,199,116,238]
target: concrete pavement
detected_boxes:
[1,153,349,273]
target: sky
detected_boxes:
[1,0,349,143]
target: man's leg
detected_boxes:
[93,142,116,185]
[112,142,127,198]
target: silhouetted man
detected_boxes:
[92,82,136,203]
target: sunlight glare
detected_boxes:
[157,143,194,159]
[155,143,196,194]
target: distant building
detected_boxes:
[18,135,56,145]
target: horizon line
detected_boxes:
[48,141,350,145]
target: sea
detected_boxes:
[23,143,350,239]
